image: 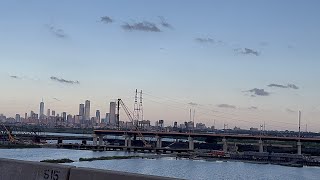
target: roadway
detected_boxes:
[94,130,320,142]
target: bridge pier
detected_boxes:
[93,134,98,146]
[259,140,264,153]
[98,135,104,146]
[222,137,227,153]
[124,135,132,148]
[188,137,194,150]
[297,141,302,155]
[156,136,162,148]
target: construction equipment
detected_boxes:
[1,123,16,143]
[118,99,152,148]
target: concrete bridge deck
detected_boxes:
[94,130,320,142]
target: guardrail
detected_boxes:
[0,158,182,180]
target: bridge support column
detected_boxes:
[156,136,162,148]
[124,135,132,148]
[258,140,264,153]
[98,135,104,146]
[188,137,194,150]
[297,141,302,155]
[222,137,227,153]
[93,134,98,146]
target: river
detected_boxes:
[0,148,319,180]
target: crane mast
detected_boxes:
[117,99,151,148]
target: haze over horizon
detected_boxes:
[1,0,320,131]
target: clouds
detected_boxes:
[188,102,198,106]
[245,83,299,97]
[247,88,270,96]
[287,84,299,90]
[10,75,20,79]
[217,104,236,109]
[122,21,161,32]
[286,108,296,113]
[268,83,299,90]
[50,76,80,85]
[267,84,287,88]
[159,16,172,29]
[248,106,258,110]
[46,25,67,38]
[195,37,215,43]
[100,16,113,24]
[235,48,260,56]
[53,97,61,101]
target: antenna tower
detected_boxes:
[139,90,144,122]
[133,89,139,126]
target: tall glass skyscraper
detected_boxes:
[39,101,44,119]
[84,100,90,121]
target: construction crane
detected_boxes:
[1,123,16,143]
[117,99,152,148]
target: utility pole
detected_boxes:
[298,111,301,139]
[297,110,302,155]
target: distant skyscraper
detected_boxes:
[62,112,67,121]
[15,114,21,122]
[84,100,90,121]
[39,101,44,119]
[52,110,55,116]
[67,114,73,124]
[30,111,35,118]
[47,109,51,117]
[109,102,116,125]
[96,110,100,123]
[79,104,85,117]
[105,113,110,124]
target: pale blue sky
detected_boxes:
[1,0,320,131]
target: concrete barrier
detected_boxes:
[0,158,73,180]
[0,158,182,180]
[69,167,181,180]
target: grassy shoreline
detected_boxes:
[79,155,140,162]
[40,158,74,163]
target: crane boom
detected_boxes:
[118,99,151,148]
[1,124,15,143]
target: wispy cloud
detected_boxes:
[217,104,236,109]
[286,108,296,113]
[268,83,299,90]
[159,16,172,29]
[121,21,161,32]
[195,37,215,44]
[100,16,113,24]
[10,75,20,79]
[259,41,269,46]
[53,97,61,101]
[235,48,260,56]
[188,102,198,106]
[247,88,270,96]
[248,106,258,110]
[46,24,67,38]
[287,84,299,90]
[50,76,80,85]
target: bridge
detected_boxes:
[93,130,320,155]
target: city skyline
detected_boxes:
[1,1,320,131]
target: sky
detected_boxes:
[1,0,320,131]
